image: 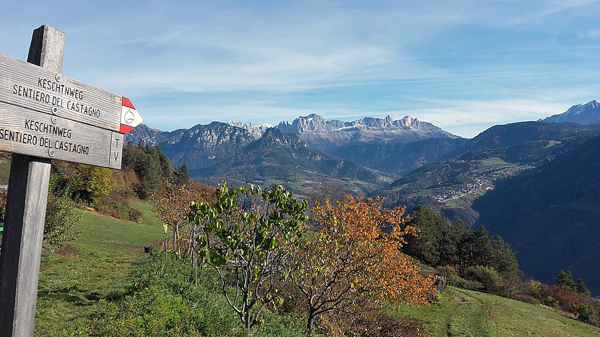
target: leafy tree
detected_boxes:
[468,265,501,292]
[188,183,308,331]
[74,165,116,204]
[501,274,527,299]
[292,196,435,336]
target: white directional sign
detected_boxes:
[0,52,142,169]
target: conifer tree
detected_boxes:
[576,278,591,296]
[556,270,576,292]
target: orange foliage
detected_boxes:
[312,195,435,306]
[293,195,435,334]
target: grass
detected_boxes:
[393,286,600,337]
[34,200,310,336]
[481,157,507,166]
[35,201,164,336]
[33,199,600,336]
[0,162,10,184]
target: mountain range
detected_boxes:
[540,100,600,125]
[127,100,600,293]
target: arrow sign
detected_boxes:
[120,96,143,133]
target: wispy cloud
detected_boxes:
[2,0,599,138]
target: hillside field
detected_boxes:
[33,200,600,336]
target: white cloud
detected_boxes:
[2,0,599,137]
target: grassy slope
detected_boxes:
[35,200,164,336]
[34,200,600,336]
[393,286,600,337]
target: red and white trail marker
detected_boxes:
[120,96,143,134]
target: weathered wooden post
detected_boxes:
[0,25,142,336]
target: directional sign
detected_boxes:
[0,52,142,169]
[120,97,143,133]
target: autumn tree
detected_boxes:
[74,165,116,204]
[151,180,215,273]
[292,196,435,336]
[187,183,308,331]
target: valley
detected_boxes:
[125,100,600,295]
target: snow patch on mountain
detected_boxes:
[540,100,600,125]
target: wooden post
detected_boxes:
[0,25,65,337]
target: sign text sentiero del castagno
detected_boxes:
[0,52,142,169]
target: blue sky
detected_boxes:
[2,0,599,138]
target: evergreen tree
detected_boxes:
[404,205,520,276]
[121,142,173,199]
[404,205,443,265]
[175,163,190,184]
[490,235,520,275]
[556,270,576,292]
[576,278,591,296]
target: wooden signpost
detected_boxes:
[0,51,143,169]
[0,25,142,336]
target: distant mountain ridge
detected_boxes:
[227,121,274,139]
[277,114,458,151]
[125,114,458,174]
[540,100,600,125]
[193,128,391,196]
[127,123,256,170]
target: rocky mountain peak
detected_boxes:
[540,100,600,125]
[276,114,457,151]
[246,127,306,152]
[228,121,274,139]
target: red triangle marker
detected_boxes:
[120,96,142,134]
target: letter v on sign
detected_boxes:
[120,97,143,133]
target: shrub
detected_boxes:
[529,280,542,298]
[96,198,143,223]
[435,266,482,291]
[467,265,501,293]
[577,303,599,326]
[543,296,559,308]
[128,208,143,223]
[513,294,540,305]
[44,191,82,248]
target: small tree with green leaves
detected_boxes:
[188,182,308,331]
[44,173,82,248]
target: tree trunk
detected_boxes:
[306,310,316,337]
